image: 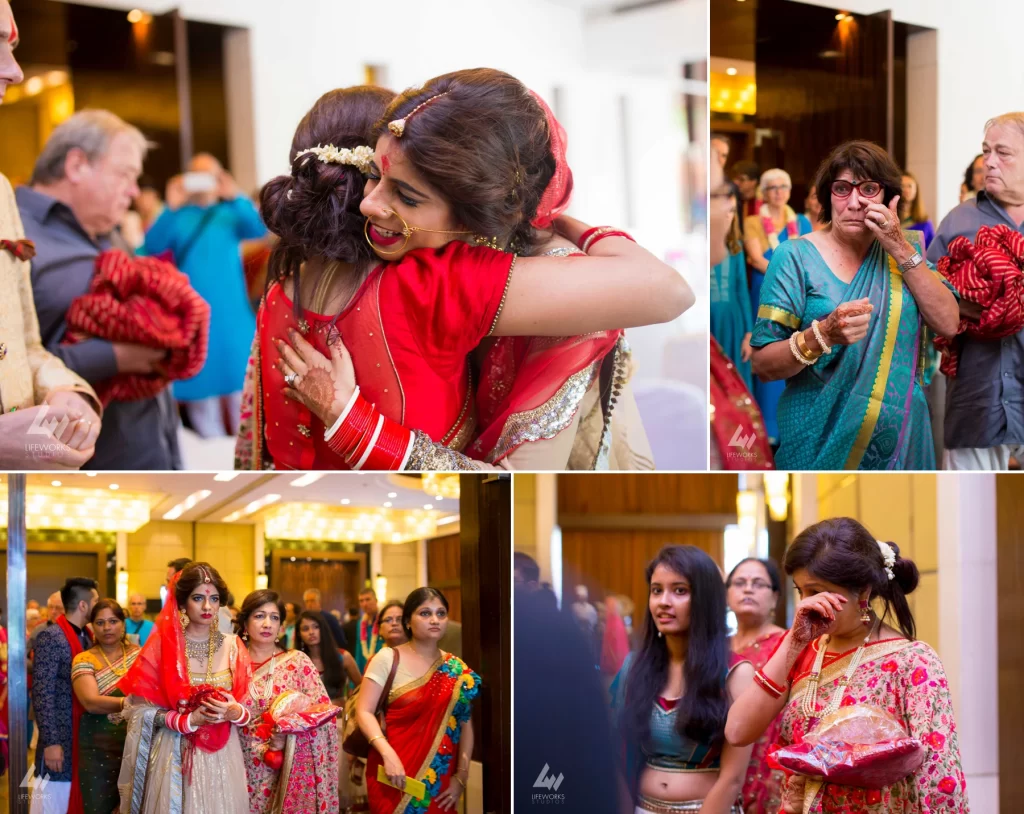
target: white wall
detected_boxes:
[795,0,1024,222]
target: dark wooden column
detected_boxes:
[459,474,511,814]
[997,474,1024,811]
[6,474,29,814]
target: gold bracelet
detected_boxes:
[794,329,820,361]
[368,734,386,745]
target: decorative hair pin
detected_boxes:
[388,92,450,138]
[294,144,374,174]
[877,540,895,581]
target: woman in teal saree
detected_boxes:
[750,141,960,470]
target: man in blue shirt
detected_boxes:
[124,593,154,647]
[17,110,181,469]
[928,112,1024,470]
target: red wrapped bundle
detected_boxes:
[934,225,1024,377]
[769,706,925,789]
[257,690,342,768]
[180,685,230,781]
[63,249,211,404]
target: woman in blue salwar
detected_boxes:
[750,141,960,470]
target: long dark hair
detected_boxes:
[236,590,286,644]
[260,85,396,319]
[783,517,919,640]
[295,610,344,696]
[402,587,449,640]
[175,563,229,610]
[620,545,730,751]
[377,68,557,255]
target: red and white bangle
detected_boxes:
[753,669,787,699]
[578,226,636,254]
[230,705,252,727]
[325,392,415,471]
[166,710,197,734]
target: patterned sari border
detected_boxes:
[270,732,298,814]
[253,649,301,683]
[757,305,801,330]
[389,652,446,705]
[392,672,469,814]
[844,255,903,470]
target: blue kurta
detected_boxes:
[710,249,754,390]
[142,198,266,400]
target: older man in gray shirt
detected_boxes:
[17,110,181,469]
[927,112,1024,470]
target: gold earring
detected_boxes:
[179,608,189,632]
[859,600,871,624]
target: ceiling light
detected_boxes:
[726,67,738,76]
[214,473,241,482]
[85,473,97,477]
[423,504,433,510]
[291,473,324,487]
[223,510,243,522]
[383,502,392,508]
[437,515,459,526]
[51,480,61,487]
[109,484,119,490]
[163,489,213,520]
[387,492,397,499]
[0,486,149,532]
[340,499,351,505]
[421,474,459,500]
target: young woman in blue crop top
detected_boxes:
[611,545,754,813]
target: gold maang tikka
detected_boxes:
[387,92,450,138]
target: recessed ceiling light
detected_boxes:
[85,473,97,477]
[383,501,392,508]
[435,495,443,501]
[387,492,397,499]
[726,67,738,76]
[423,504,433,510]
[340,499,351,505]
[109,484,119,490]
[51,480,61,487]
[214,473,241,482]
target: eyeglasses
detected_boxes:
[763,185,791,193]
[381,615,403,626]
[831,179,882,198]
[729,578,773,591]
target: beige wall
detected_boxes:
[814,474,939,653]
[195,523,256,606]
[514,474,537,560]
[380,541,420,606]
[126,520,193,600]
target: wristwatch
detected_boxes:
[897,251,924,272]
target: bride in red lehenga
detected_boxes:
[117,564,252,813]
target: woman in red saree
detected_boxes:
[237,69,686,472]
[726,518,969,813]
[355,588,480,813]
[725,559,787,814]
[118,563,252,814]
[236,590,339,814]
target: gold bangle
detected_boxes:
[794,329,820,361]
[368,735,386,745]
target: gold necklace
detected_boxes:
[99,642,128,677]
[800,617,879,719]
[184,626,225,683]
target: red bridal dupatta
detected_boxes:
[470,91,623,466]
[119,573,250,776]
[55,614,92,814]
[366,653,481,813]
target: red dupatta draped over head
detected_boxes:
[473,91,619,464]
[119,572,250,758]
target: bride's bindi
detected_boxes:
[381,153,391,174]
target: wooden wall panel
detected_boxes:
[997,475,1024,813]
[270,551,365,622]
[427,533,462,623]
[557,474,738,516]
[561,530,724,625]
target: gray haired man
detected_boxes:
[928,112,1024,470]
[17,109,182,469]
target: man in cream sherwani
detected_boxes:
[0,1,101,469]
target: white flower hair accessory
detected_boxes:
[294,144,374,174]
[877,540,896,581]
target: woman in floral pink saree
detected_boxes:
[236,591,339,814]
[726,518,968,814]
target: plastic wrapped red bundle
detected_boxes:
[769,706,925,789]
[934,224,1024,377]
[257,690,343,767]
